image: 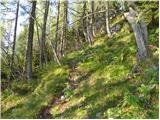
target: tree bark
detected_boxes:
[82,1,87,42]
[40,0,50,66]
[139,20,148,47]
[86,13,93,45]
[35,21,42,66]
[50,0,61,65]
[59,24,64,58]
[60,0,68,57]
[91,1,96,37]
[82,1,92,45]
[9,0,19,80]
[55,0,60,53]
[63,0,68,56]
[26,1,36,80]
[105,1,111,36]
[124,7,148,62]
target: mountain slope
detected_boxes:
[1,23,159,119]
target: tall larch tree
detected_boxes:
[60,0,68,57]
[55,0,60,53]
[26,1,36,80]
[40,0,50,66]
[9,0,19,80]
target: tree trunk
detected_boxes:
[63,0,68,56]
[105,1,111,36]
[50,40,61,65]
[40,0,50,66]
[60,0,68,57]
[82,1,92,45]
[124,7,148,62]
[55,0,60,53]
[9,0,19,80]
[59,24,64,58]
[91,1,96,37]
[26,1,36,80]
[86,13,92,45]
[35,21,42,66]
[82,1,87,42]
[139,20,148,47]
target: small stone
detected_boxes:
[60,95,65,100]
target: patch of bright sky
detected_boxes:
[0,0,29,42]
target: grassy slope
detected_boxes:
[1,19,159,119]
[49,25,158,119]
[1,64,69,118]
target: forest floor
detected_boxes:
[1,22,159,119]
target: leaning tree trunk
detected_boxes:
[40,0,50,66]
[9,0,19,80]
[105,1,111,37]
[26,1,36,80]
[50,40,61,65]
[124,7,148,62]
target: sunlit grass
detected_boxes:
[1,21,159,119]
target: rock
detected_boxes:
[60,95,65,100]
[111,24,121,33]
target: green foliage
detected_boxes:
[11,80,38,95]
[145,67,158,84]
[148,28,159,46]
[50,24,158,119]
[138,84,150,96]
[1,62,69,118]
[123,92,139,106]
[63,87,74,99]
[1,1,159,118]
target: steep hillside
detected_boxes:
[1,23,159,119]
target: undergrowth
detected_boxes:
[1,20,159,119]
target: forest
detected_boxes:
[0,0,159,119]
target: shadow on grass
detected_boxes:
[50,31,135,118]
[52,77,129,119]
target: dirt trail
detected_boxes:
[38,94,63,119]
[37,60,82,119]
